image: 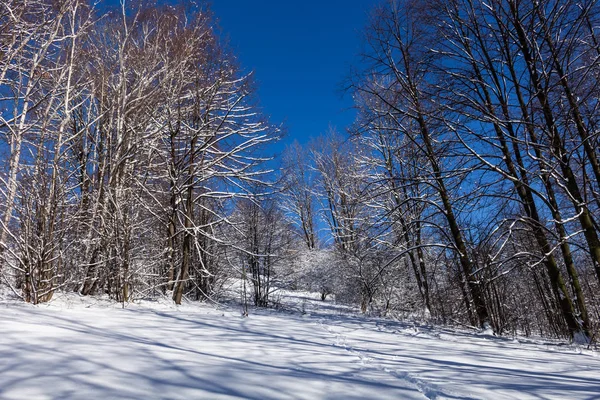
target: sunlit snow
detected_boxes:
[0,293,598,399]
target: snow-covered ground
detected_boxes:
[0,293,598,400]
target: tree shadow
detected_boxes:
[0,305,424,399]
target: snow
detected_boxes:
[0,293,598,400]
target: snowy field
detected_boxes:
[0,294,599,400]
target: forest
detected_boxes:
[1,0,599,345]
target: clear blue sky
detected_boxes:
[209,1,379,147]
[102,1,379,148]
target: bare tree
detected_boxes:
[281,141,319,250]
[0,1,278,304]
[0,0,96,302]
[353,1,491,327]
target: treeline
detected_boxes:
[0,0,279,305]
[282,0,600,343]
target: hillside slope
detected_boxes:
[0,295,598,399]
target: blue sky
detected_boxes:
[101,0,379,150]
[209,1,379,148]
